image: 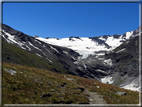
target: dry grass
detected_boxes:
[2,63,140,104]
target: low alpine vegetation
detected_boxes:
[2,63,140,104]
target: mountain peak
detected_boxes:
[45,37,59,40]
[69,36,82,41]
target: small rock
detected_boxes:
[74,87,85,92]
[40,94,51,99]
[4,69,17,75]
[96,86,100,88]
[64,76,74,81]
[89,99,93,101]
[51,89,55,91]
[12,87,16,91]
[115,91,127,96]
[34,92,37,95]
[57,83,67,88]
[47,84,52,87]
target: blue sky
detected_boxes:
[3,2,139,38]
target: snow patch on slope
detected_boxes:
[46,58,52,63]
[2,30,26,49]
[49,45,60,54]
[83,62,87,70]
[26,45,31,51]
[116,48,125,53]
[36,53,42,57]
[103,59,112,66]
[101,76,114,84]
[125,31,133,39]
[105,36,122,49]
[2,30,17,44]
[120,77,140,92]
[28,42,41,51]
[99,36,107,41]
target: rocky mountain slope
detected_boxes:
[1,24,141,92]
[2,24,84,76]
[35,25,141,92]
[1,24,110,80]
[104,35,140,91]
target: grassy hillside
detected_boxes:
[2,63,139,104]
[2,41,71,74]
[2,41,53,69]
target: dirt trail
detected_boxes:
[85,89,107,104]
[64,76,107,104]
[75,85,107,104]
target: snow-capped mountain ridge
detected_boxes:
[35,29,137,59]
[36,37,107,58]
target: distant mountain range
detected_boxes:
[35,29,136,59]
[1,23,141,92]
